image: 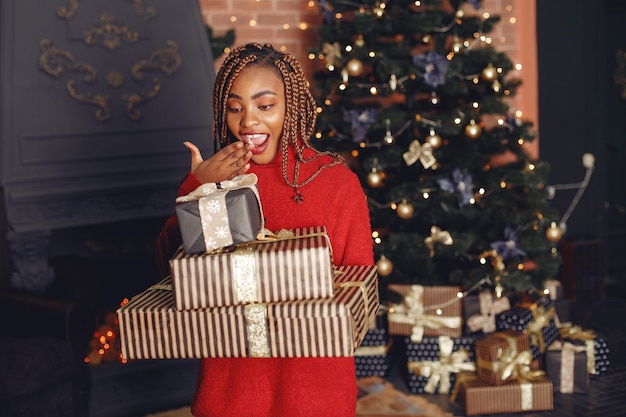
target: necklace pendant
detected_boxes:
[293,190,304,204]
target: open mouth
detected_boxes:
[241,133,269,154]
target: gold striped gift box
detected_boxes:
[452,372,553,415]
[117,265,378,359]
[169,226,335,310]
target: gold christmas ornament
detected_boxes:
[464,119,482,139]
[545,222,564,242]
[426,128,442,149]
[482,63,498,82]
[376,255,393,276]
[367,169,385,187]
[396,201,414,219]
[345,58,364,77]
[355,35,365,47]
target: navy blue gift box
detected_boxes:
[560,326,610,377]
[404,336,476,394]
[496,299,559,360]
[354,322,392,378]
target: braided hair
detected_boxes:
[212,42,343,203]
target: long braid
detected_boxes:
[213,43,343,202]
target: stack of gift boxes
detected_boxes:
[116,175,379,363]
[377,279,611,415]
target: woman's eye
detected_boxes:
[259,104,274,111]
[227,106,242,113]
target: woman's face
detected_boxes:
[226,65,286,165]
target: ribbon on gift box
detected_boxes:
[175,174,264,252]
[560,325,597,374]
[354,340,392,357]
[203,228,333,304]
[244,304,271,357]
[548,341,587,393]
[450,371,544,411]
[524,306,555,354]
[407,335,476,394]
[477,333,544,383]
[466,290,510,333]
[388,285,462,343]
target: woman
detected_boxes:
[156,43,374,417]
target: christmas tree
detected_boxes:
[310,0,562,304]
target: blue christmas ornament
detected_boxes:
[437,168,474,207]
[412,51,450,88]
[490,225,527,260]
[343,107,379,143]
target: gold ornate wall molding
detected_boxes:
[38,0,179,122]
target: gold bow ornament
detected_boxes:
[403,139,436,169]
[466,289,511,334]
[388,285,461,343]
[424,226,453,257]
[322,42,342,67]
[407,335,476,394]
[559,325,597,375]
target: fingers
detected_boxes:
[183,141,204,171]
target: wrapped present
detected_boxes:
[463,290,510,335]
[404,335,476,394]
[560,325,610,376]
[451,372,553,416]
[387,284,462,343]
[475,330,542,386]
[354,330,392,378]
[175,174,264,254]
[169,226,335,310]
[495,301,559,359]
[354,312,391,377]
[117,265,378,359]
[545,341,589,393]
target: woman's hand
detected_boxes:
[184,141,252,183]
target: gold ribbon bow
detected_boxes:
[477,334,544,383]
[388,285,461,343]
[559,325,597,374]
[466,290,511,333]
[403,140,436,169]
[424,226,453,257]
[322,42,342,67]
[524,306,555,354]
[407,335,476,394]
[548,340,587,393]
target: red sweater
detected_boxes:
[155,147,374,417]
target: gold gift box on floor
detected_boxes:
[117,265,378,359]
[169,226,335,310]
[453,373,553,416]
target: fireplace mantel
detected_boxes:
[0,0,215,291]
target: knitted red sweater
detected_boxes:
[155,147,374,417]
